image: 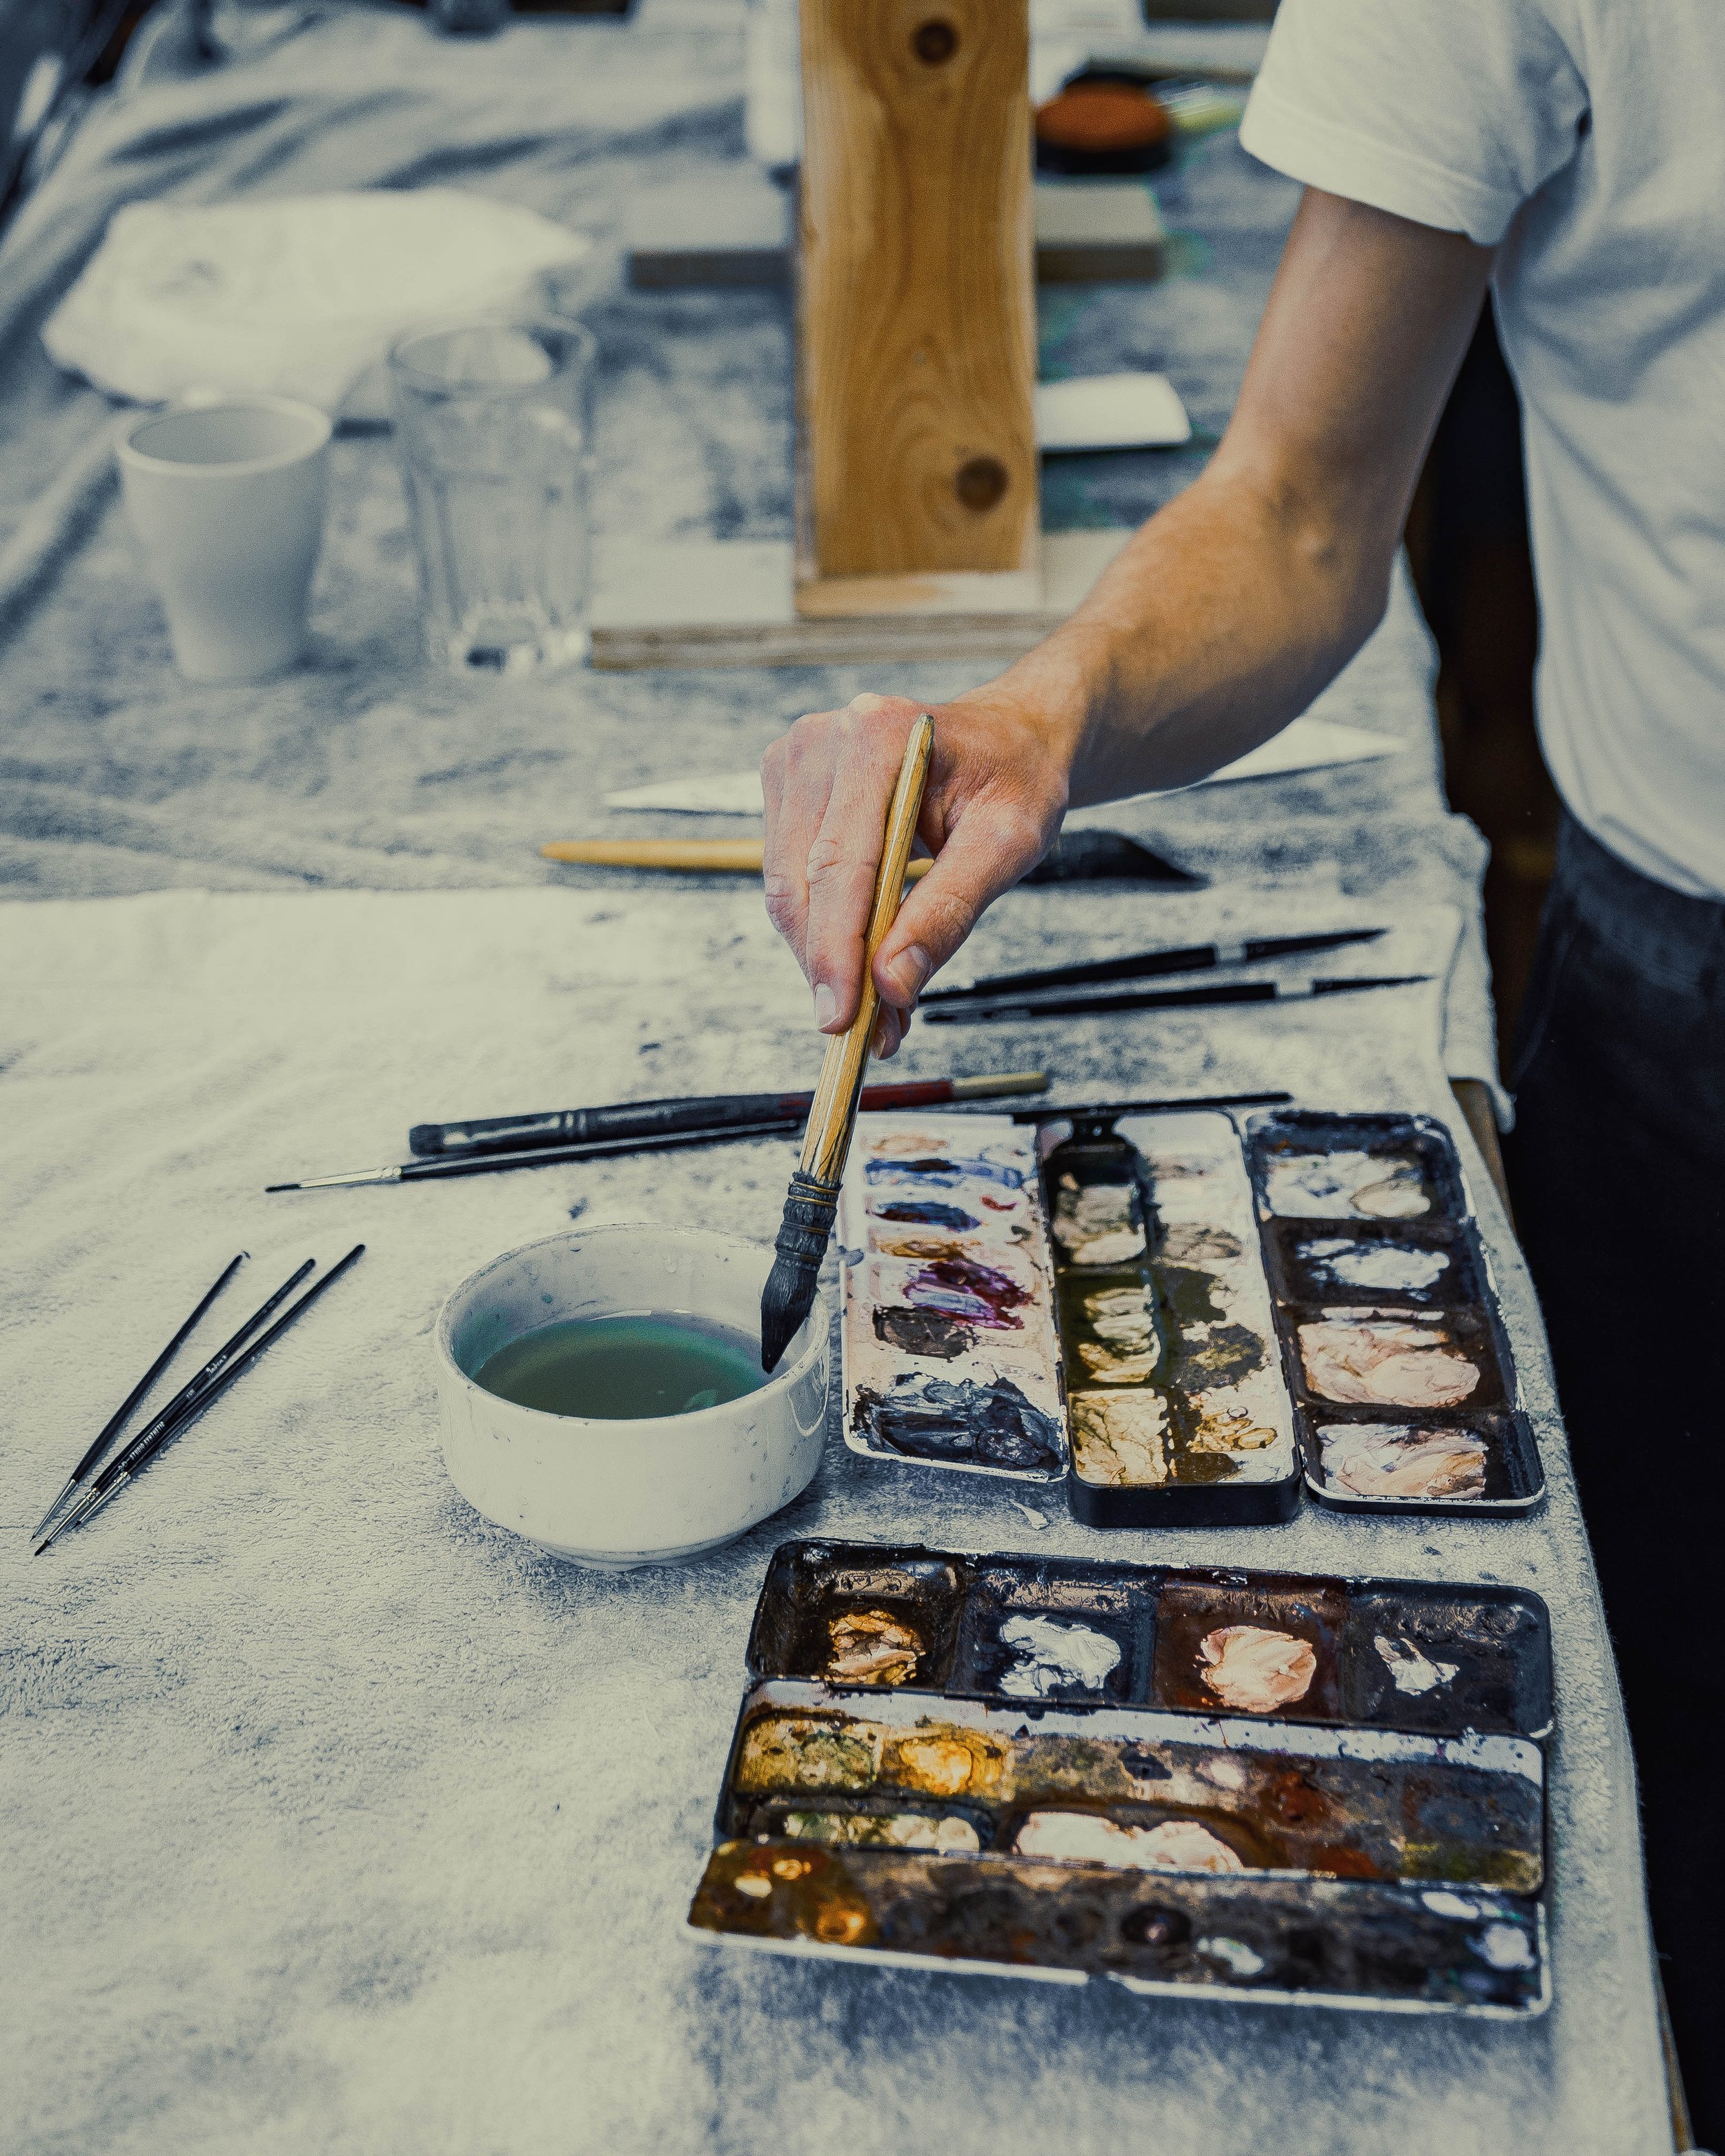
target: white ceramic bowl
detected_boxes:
[434,1223,829,1568]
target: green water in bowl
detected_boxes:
[473,1311,768,1420]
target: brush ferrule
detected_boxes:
[773,1170,840,1269]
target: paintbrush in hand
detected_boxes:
[760,713,934,1373]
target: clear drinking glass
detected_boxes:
[389,317,595,677]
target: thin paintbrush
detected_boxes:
[267,1118,809,1192]
[922,974,1432,1026]
[407,1069,1047,1160]
[30,1252,246,1540]
[32,1259,315,1552]
[760,714,935,1374]
[37,1248,364,1552]
[920,927,1388,1005]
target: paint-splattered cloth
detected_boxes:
[1,882,1670,2154]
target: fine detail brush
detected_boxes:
[921,975,1433,1027]
[920,927,1388,1005]
[268,1118,809,1193]
[37,1247,364,1553]
[408,1069,1048,1160]
[30,1252,247,1541]
[34,1258,317,1550]
[760,713,934,1373]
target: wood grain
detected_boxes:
[796,0,1038,593]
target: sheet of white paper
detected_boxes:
[1036,372,1192,451]
[602,715,1402,816]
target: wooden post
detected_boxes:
[795,0,1040,617]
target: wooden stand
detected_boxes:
[598,0,1145,670]
[794,0,1038,617]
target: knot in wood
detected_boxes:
[954,455,1010,513]
[911,17,958,64]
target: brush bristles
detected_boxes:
[761,1171,839,1372]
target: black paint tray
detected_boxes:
[1040,1109,1303,1529]
[746,1543,1554,1741]
[1244,1110,1545,1519]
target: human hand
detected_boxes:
[760,689,1072,1057]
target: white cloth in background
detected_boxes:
[41,190,595,414]
[1241,0,1725,902]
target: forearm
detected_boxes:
[990,457,1395,807]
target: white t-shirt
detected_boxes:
[1240,0,1725,901]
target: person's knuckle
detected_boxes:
[804,833,852,887]
[762,873,802,938]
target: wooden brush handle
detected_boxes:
[798,714,936,1186]
[540,837,934,880]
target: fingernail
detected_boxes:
[813,982,838,1029]
[884,944,931,1005]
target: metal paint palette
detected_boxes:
[1245,1111,1546,1519]
[696,1541,1555,2015]
[839,1114,1068,1483]
[1042,1109,1301,1528]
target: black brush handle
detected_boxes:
[104,1247,366,1494]
[409,1092,794,1158]
[924,980,1283,1025]
[63,1254,246,1487]
[921,927,1384,1005]
[89,1260,315,1497]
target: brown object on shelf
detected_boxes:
[1035,77,1174,175]
[794,0,1039,613]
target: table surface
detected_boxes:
[0,5,1672,2152]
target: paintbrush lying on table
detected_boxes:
[269,1073,1047,1191]
[920,927,1388,1005]
[406,1069,1047,1160]
[34,1247,363,1553]
[922,975,1432,1026]
[540,829,1203,887]
[760,713,934,1373]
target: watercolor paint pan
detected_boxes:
[1299,1405,1547,1518]
[945,1556,1159,1705]
[1260,1218,1481,1309]
[691,1679,1548,2015]
[1243,1110,1471,1227]
[747,1541,1554,1741]
[688,1841,1548,2016]
[1040,1109,1303,1529]
[839,1114,1069,1485]
[746,1541,969,1692]
[713,1681,1546,1890]
[1279,1300,1512,1417]
[1150,1565,1552,1740]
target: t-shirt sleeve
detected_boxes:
[1239,0,1588,246]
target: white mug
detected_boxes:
[116,396,332,682]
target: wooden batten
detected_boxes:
[793,0,1040,615]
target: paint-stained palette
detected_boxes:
[840,1114,1067,1481]
[691,1541,1554,2015]
[1042,1110,1299,1526]
[1245,1112,1546,1516]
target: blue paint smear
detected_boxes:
[871,1200,981,1231]
[864,1154,1024,1190]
